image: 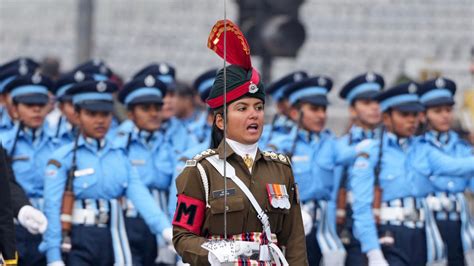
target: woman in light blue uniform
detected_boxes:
[40,80,173,266]
[115,74,176,265]
[131,63,198,158]
[49,71,95,146]
[0,58,39,135]
[335,72,385,266]
[350,82,474,266]
[268,76,366,266]
[2,73,57,266]
[419,77,474,266]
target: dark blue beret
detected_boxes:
[285,76,333,106]
[0,57,39,74]
[132,63,176,89]
[55,71,96,101]
[119,74,167,106]
[193,69,218,102]
[4,73,53,105]
[339,72,384,103]
[377,82,424,112]
[67,80,117,112]
[0,64,39,93]
[72,59,113,81]
[266,71,308,102]
[419,77,456,107]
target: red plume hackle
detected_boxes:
[207,19,252,70]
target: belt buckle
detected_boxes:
[441,196,453,211]
[404,208,419,222]
[98,212,109,225]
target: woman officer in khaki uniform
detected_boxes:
[172,20,308,265]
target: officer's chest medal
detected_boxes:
[266,184,291,209]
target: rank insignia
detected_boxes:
[266,184,291,209]
[270,152,278,160]
[185,160,197,167]
[278,154,287,163]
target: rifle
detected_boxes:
[336,133,353,227]
[372,127,385,224]
[60,133,79,252]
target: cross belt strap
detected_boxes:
[205,155,289,266]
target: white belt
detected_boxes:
[205,155,289,266]
[302,201,322,221]
[72,209,97,225]
[380,206,425,222]
[426,194,461,213]
[71,208,109,226]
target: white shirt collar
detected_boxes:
[225,138,258,162]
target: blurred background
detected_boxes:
[1,0,473,134]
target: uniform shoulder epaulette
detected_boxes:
[184,149,217,168]
[262,150,290,165]
[193,149,217,160]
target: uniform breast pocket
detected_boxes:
[12,157,32,176]
[73,168,98,194]
[265,197,290,234]
[209,196,245,235]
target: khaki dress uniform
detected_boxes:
[172,141,308,265]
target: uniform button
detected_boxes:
[83,182,88,188]
[123,182,128,188]
[447,181,454,188]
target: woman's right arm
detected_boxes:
[172,163,209,265]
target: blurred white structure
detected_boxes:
[1,0,472,133]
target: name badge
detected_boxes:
[131,159,146,166]
[266,184,291,209]
[212,188,236,199]
[12,155,30,161]
[74,168,95,177]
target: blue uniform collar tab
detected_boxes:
[79,135,107,151]
[350,125,377,141]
